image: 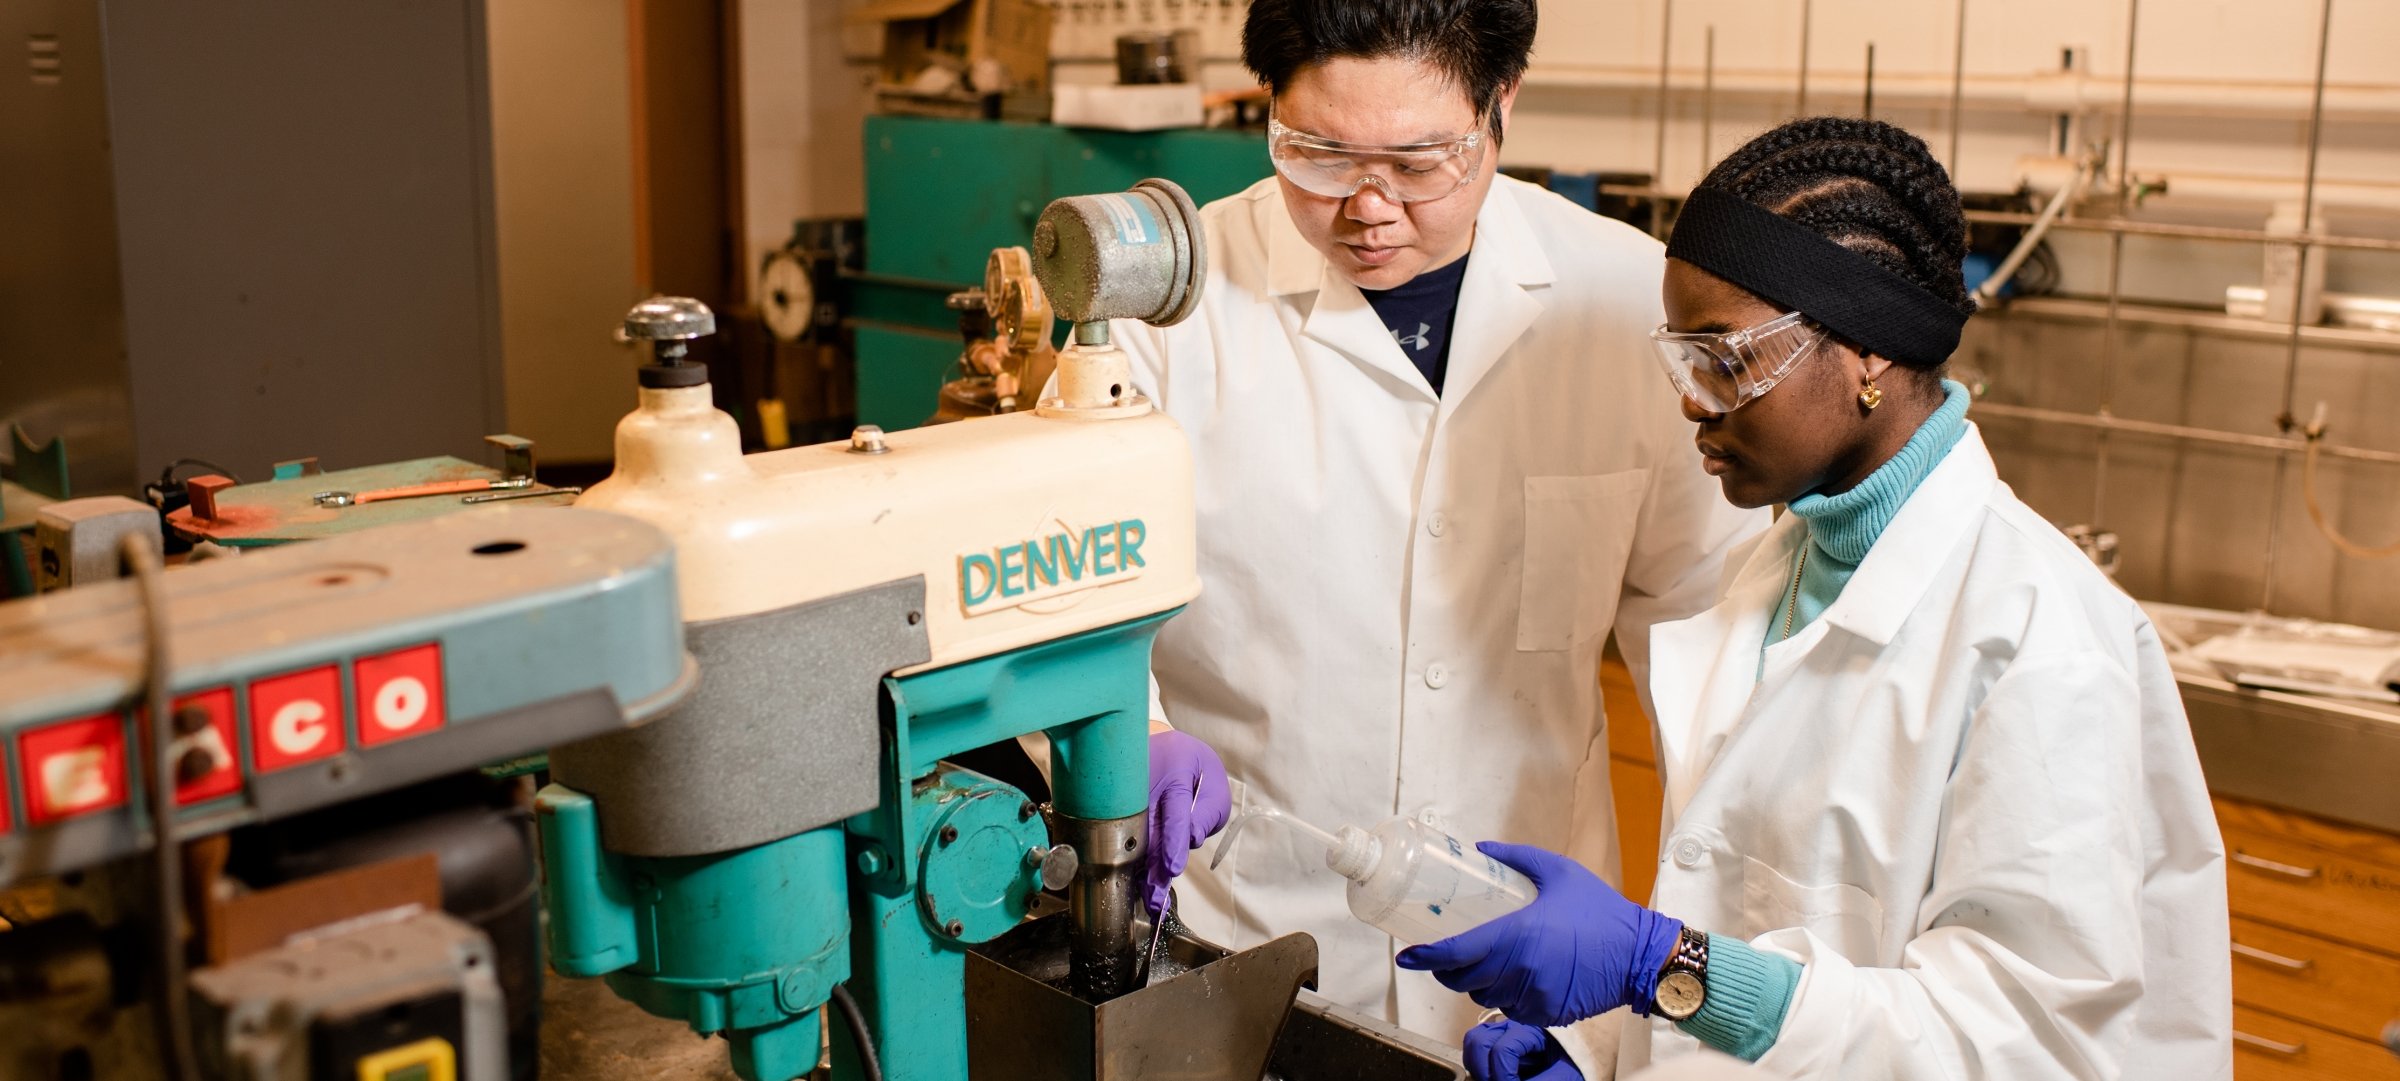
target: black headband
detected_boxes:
[1666,187,1968,367]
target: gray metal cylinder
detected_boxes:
[1052,811,1148,1002]
[1032,179,1205,330]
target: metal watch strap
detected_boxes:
[1653,926,1710,1020]
[1666,926,1710,979]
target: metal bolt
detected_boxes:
[1036,845,1079,891]
[945,919,965,938]
[856,847,887,876]
[849,425,890,455]
[939,825,959,846]
[171,704,211,736]
[175,748,215,784]
[1020,800,1039,822]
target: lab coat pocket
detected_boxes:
[1739,855,1885,961]
[1516,470,1649,652]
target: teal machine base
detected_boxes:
[539,607,1176,1081]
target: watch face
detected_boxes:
[1657,970,1706,1021]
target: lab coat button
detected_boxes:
[1671,836,1706,868]
[1427,512,1448,537]
[1424,664,1451,689]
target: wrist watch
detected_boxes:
[1653,926,1710,1021]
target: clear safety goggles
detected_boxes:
[1266,118,1487,204]
[1649,310,1830,413]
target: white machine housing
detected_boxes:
[576,384,1199,675]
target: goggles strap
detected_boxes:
[1666,188,1968,368]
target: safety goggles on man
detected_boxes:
[1266,118,1487,204]
[1649,309,1831,413]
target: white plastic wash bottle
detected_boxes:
[1212,797,1534,945]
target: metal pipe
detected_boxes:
[1054,812,1149,1001]
[1972,402,2400,468]
[1948,0,1969,173]
[2113,0,2140,205]
[1975,155,2096,305]
[1796,0,1811,116]
[2095,227,2124,529]
[1863,43,1876,119]
[1960,211,2400,255]
[2093,0,2140,533]
[1702,27,1717,177]
[2275,0,2338,429]
[1652,0,1675,236]
[2261,0,2338,612]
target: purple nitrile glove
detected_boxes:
[1144,729,1231,916]
[1464,1021,1582,1081]
[1396,841,1683,1028]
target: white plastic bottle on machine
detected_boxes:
[1212,798,1535,944]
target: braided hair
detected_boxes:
[1695,118,1974,366]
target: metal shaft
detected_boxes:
[1947,0,1969,173]
[2260,0,2338,612]
[1054,811,1148,1001]
[2093,0,2142,539]
[1701,28,1716,177]
[1651,0,1675,236]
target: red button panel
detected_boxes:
[356,643,445,748]
[19,713,129,826]
[249,665,347,772]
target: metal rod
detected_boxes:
[1796,0,1811,116]
[2276,0,2337,429]
[1652,0,1675,236]
[1975,155,2094,305]
[1863,42,1876,119]
[1702,27,1716,177]
[1948,0,1969,173]
[2260,0,2338,613]
[2113,0,2140,208]
[1972,402,2400,468]
[2095,227,2124,528]
[2093,0,2140,533]
[1961,211,2400,254]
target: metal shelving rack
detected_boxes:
[1613,0,2398,611]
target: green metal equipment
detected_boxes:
[532,181,1228,1081]
[853,117,1269,432]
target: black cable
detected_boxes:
[830,984,883,1081]
[124,533,204,1081]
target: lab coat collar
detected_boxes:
[1646,427,1998,803]
[1648,516,1805,812]
[1815,425,2001,647]
[1269,180,1558,404]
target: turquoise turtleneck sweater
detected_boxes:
[1765,379,1972,649]
[1675,379,1971,1064]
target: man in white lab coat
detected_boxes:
[1110,0,1765,1050]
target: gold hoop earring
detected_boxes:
[1859,380,1884,411]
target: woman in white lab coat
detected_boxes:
[1399,118,2232,1080]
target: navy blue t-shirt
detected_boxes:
[1360,253,1470,395]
